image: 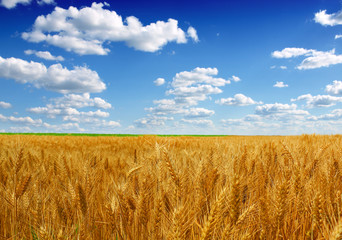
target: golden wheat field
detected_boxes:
[1,134,342,239]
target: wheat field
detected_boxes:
[0,134,342,239]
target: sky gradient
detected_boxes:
[1,0,342,134]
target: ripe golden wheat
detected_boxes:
[0,134,342,239]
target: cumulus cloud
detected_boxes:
[41,117,119,132]
[230,75,241,82]
[312,109,342,120]
[43,122,85,132]
[171,67,230,88]
[291,94,342,108]
[28,106,110,119]
[166,67,232,106]
[181,119,214,127]
[136,67,234,128]
[297,49,342,69]
[27,93,112,122]
[98,120,121,128]
[22,2,197,55]
[219,102,316,134]
[270,65,287,70]
[134,115,173,128]
[154,78,165,86]
[28,105,108,118]
[25,49,64,61]
[272,47,342,69]
[314,9,342,26]
[221,115,275,127]
[26,92,119,131]
[0,101,12,108]
[0,0,54,9]
[183,108,214,118]
[0,114,43,126]
[335,35,342,39]
[273,81,288,88]
[220,116,285,135]
[187,26,199,42]
[168,85,222,106]
[0,0,30,9]
[255,103,309,120]
[272,48,311,58]
[37,0,54,5]
[0,56,105,93]
[145,99,184,116]
[51,93,112,109]
[62,116,120,127]
[325,80,342,95]
[9,126,32,132]
[215,94,262,106]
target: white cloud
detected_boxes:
[28,106,109,119]
[61,115,120,127]
[166,67,231,106]
[22,3,197,55]
[171,67,229,88]
[272,48,342,69]
[221,115,276,128]
[51,93,112,109]
[255,103,309,120]
[134,115,173,128]
[314,9,342,26]
[220,116,285,135]
[0,0,54,9]
[0,105,118,133]
[270,65,287,70]
[98,120,121,128]
[230,75,241,82]
[325,80,342,95]
[0,56,105,93]
[181,119,214,127]
[291,94,342,108]
[272,47,311,58]
[312,109,342,120]
[26,92,118,131]
[219,102,317,134]
[9,126,32,132]
[168,85,222,106]
[43,122,85,132]
[41,116,119,132]
[0,101,12,108]
[297,49,342,69]
[37,0,54,5]
[215,93,262,106]
[145,99,184,116]
[0,0,30,9]
[273,81,288,88]
[187,26,199,42]
[136,67,233,128]
[0,114,43,126]
[25,49,64,61]
[335,35,342,39]
[154,78,165,86]
[183,108,214,118]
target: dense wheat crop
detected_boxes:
[0,134,342,239]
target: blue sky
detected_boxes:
[1,0,342,134]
